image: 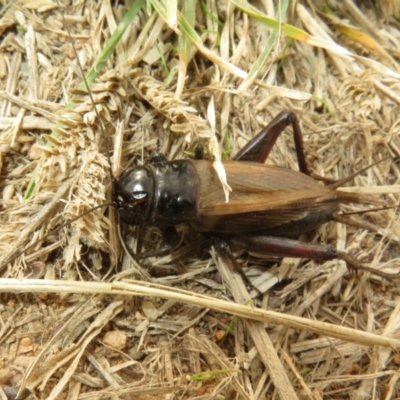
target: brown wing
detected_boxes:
[192,160,364,234]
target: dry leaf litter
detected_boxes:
[0,1,400,399]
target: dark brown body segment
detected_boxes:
[192,160,365,236]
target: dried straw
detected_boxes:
[0,1,399,399]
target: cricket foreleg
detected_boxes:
[134,226,181,260]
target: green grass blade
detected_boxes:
[149,0,178,32]
[239,0,289,90]
[176,0,195,97]
[230,0,309,42]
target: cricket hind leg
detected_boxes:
[229,234,394,280]
[233,110,311,176]
[231,110,382,187]
[191,110,310,173]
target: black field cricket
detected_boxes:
[113,109,396,280]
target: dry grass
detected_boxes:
[0,0,400,399]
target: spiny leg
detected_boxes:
[229,234,393,280]
[134,226,181,260]
[211,236,262,295]
[233,110,310,175]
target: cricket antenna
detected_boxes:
[0,203,114,270]
[56,0,115,185]
[0,3,119,271]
